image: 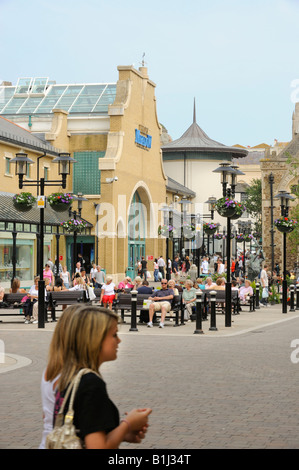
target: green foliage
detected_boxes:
[268,285,280,304]
[245,178,262,234]
[285,152,299,254]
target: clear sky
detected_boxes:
[1,0,299,147]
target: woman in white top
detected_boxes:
[39,305,84,448]
[100,276,116,309]
[23,276,39,323]
[60,266,71,289]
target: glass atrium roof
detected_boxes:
[0,77,117,115]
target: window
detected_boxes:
[44,166,49,181]
[5,157,11,174]
[73,151,104,195]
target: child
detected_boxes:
[52,306,152,449]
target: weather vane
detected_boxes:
[140,52,147,67]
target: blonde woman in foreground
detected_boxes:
[52,306,152,449]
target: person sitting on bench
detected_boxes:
[147,279,174,329]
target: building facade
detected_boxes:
[0,67,184,282]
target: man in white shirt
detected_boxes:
[158,256,165,279]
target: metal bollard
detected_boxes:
[296,285,299,311]
[129,290,138,332]
[289,285,295,312]
[209,291,218,331]
[255,283,260,309]
[194,290,204,334]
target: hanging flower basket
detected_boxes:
[215,197,240,218]
[13,192,37,212]
[230,202,247,220]
[158,224,181,238]
[236,234,245,243]
[213,233,223,240]
[47,192,74,212]
[223,233,235,239]
[158,224,172,236]
[182,222,195,238]
[243,234,254,242]
[203,222,220,235]
[60,218,87,233]
[274,217,298,233]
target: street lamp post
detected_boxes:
[178,197,192,262]
[160,204,174,281]
[274,190,295,314]
[213,161,244,327]
[11,151,76,328]
[269,173,275,274]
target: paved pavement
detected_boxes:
[1,302,299,449]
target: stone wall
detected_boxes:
[261,138,298,272]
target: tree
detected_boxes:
[285,152,299,256]
[245,178,262,235]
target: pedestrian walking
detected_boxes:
[50,306,152,449]
[39,305,84,448]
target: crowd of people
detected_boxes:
[11,257,110,324]
[5,250,299,325]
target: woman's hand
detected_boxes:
[123,408,152,433]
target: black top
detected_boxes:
[141,259,147,269]
[54,373,119,441]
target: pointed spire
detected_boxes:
[193,98,196,123]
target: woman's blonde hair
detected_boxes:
[57,306,119,392]
[46,305,84,382]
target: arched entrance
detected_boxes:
[127,189,146,278]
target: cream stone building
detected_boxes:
[0,67,193,283]
[0,115,71,287]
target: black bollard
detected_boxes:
[129,290,138,332]
[209,291,218,331]
[194,290,204,334]
[296,285,299,311]
[255,283,260,309]
[289,284,295,312]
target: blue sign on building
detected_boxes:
[135,129,152,149]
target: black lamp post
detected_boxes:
[213,161,244,327]
[274,190,295,314]
[69,192,88,276]
[11,151,76,328]
[178,197,192,261]
[160,204,174,281]
[269,173,275,274]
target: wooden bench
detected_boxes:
[0,293,27,318]
[48,290,88,321]
[0,292,51,321]
[238,292,255,312]
[114,292,183,327]
[203,290,240,315]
